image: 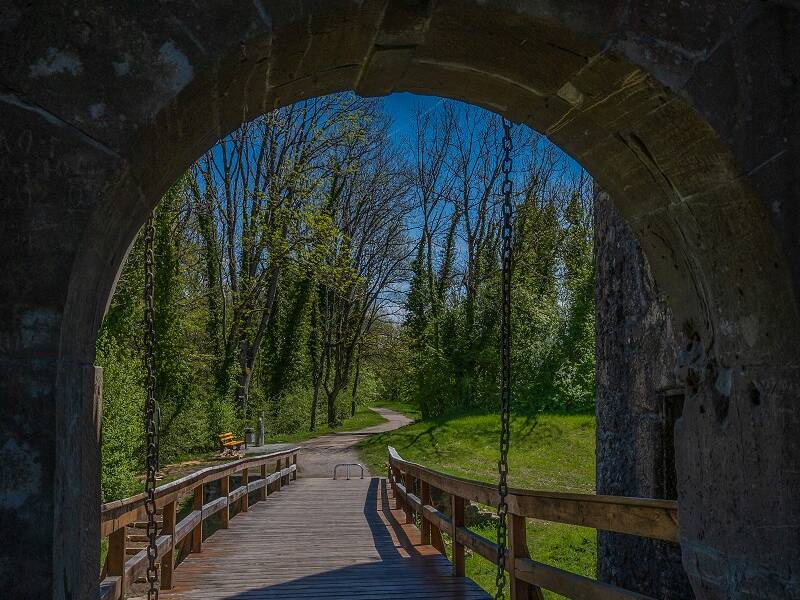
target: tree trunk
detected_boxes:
[310,381,320,431]
[326,390,337,428]
[350,351,361,418]
[235,267,282,418]
[594,189,693,599]
[236,366,252,419]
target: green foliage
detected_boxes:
[552,192,596,412]
[96,228,146,502]
[97,331,144,502]
[404,238,430,343]
[261,276,315,404]
[371,326,417,413]
[401,194,596,417]
[153,179,212,462]
[98,178,232,500]
[396,103,596,419]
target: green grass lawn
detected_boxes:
[358,409,597,599]
[267,405,387,443]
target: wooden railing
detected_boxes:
[387,446,678,600]
[99,447,299,600]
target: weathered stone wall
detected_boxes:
[1,2,799,598]
[594,190,693,599]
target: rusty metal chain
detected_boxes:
[495,117,514,600]
[143,212,160,599]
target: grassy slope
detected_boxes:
[268,405,387,443]
[358,410,596,599]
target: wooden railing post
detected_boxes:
[160,500,177,590]
[403,471,414,524]
[241,468,250,512]
[451,495,465,577]
[389,464,400,510]
[107,526,127,598]
[420,478,447,555]
[260,462,268,501]
[275,459,282,492]
[509,513,543,600]
[250,465,260,508]
[220,475,231,528]
[191,483,203,553]
[291,452,298,480]
[99,447,303,595]
[420,480,432,545]
[390,467,401,509]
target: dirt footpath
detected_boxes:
[250,407,412,478]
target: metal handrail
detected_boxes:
[333,463,365,480]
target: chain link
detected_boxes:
[495,118,514,600]
[143,212,160,599]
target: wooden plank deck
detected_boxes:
[161,477,489,599]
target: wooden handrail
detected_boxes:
[388,447,677,541]
[387,446,678,600]
[99,447,300,600]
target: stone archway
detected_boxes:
[1,2,797,598]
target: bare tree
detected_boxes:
[313,105,412,427]
[408,103,456,348]
[190,96,361,416]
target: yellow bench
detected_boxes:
[218,432,244,451]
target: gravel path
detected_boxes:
[246,407,412,478]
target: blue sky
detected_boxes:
[382,92,444,137]
[381,92,585,177]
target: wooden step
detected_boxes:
[125,542,149,555]
[129,518,164,529]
